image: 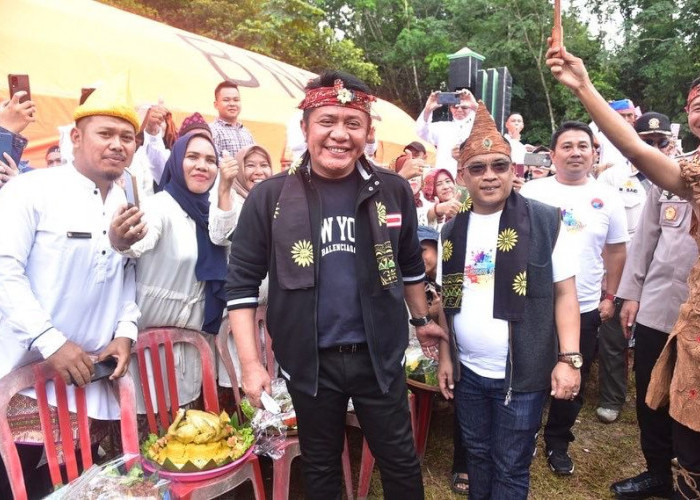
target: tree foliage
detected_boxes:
[101,0,700,148]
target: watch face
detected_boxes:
[571,355,583,369]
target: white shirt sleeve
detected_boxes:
[0,178,67,358]
[114,259,139,342]
[415,110,437,146]
[144,130,170,185]
[551,226,579,282]
[209,204,237,245]
[605,191,631,244]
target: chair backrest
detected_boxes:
[216,305,275,421]
[255,305,276,380]
[133,327,219,434]
[0,361,138,500]
[215,324,243,421]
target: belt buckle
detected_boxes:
[339,343,358,353]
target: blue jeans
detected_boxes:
[455,365,547,500]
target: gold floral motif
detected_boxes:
[512,271,527,296]
[287,156,303,175]
[375,201,387,226]
[273,202,280,219]
[497,228,518,252]
[459,194,473,213]
[442,240,454,262]
[291,240,314,267]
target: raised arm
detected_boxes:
[545,40,690,199]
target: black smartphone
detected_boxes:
[523,152,552,168]
[0,132,12,159]
[437,92,461,106]
[8,74,31,103]
[91,357,118,382]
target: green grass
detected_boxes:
[222,360,648,499]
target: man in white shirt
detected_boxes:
[591,98,637,169]
[520,121,629,476]
[0,81,141,496]
[416,89,477,177]
[504,112,527,165]
[438,103,580,499]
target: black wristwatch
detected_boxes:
[409,316,432,327]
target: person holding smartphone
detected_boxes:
[416,89,478,178]
[0,80,141,498]
[109,131,237,412]
[0,90,35,189]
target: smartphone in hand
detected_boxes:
[91,357,118,382]
[122,169,140,209]
[437,92,461,106]
[8,74,31,103]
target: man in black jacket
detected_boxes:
[226,71,446,499]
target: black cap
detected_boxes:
[634,112,672,136]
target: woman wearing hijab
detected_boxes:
[424,168,463,229]
[110,131,236,410]
[217,144,274,389]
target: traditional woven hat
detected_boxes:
[179,112,210,137]
[73,74,139,131]
[459,101,511,164]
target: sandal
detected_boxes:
[451,472,469,496]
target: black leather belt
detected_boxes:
[322,343,368,353]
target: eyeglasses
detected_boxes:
[643,137,671,149]
[463,159,512,176]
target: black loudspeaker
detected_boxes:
[448,48,485,92]
[492,67,513,134]
[475,69,488,102]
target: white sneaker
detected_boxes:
[596,407,619,423]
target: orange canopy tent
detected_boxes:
[1,0,430,169]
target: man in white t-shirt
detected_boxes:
[520,121,629,476]
[437,103,581,499]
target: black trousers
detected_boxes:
[673,420,700,499]
[634,323,673,479]
[287,347,423,500]
[544,309,601,451]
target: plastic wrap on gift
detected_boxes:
[44,453,170,499]
[242,378,298,459]
[405,342,439,386]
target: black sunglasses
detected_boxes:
[464,160,511,176]
[643,137,671,149]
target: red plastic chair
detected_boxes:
[342,392,418,500]
[134,327,265,500]
[216,308,355,500]
[0,360,139,500]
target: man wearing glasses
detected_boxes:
[416,89,477,177]
[437,103,581,499]
[520,121,629,476]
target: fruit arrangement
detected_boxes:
[142,409,255,472]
